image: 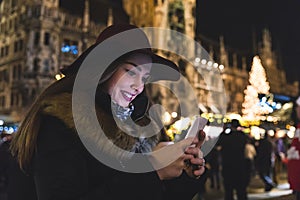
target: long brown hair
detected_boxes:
[9,47,134,170]
[10,42,99,170]
[10,76,75,170]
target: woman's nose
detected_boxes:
[131,78,144,92]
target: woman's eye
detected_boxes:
[142,76,151,83]
[125,69,136,77]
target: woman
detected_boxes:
[10,24,205,200]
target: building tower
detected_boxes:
[259,29,298,96]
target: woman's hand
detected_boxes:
[184,130,206,179]
[152,141,194,180]
[183,146,205,178]
[150,130,206,180]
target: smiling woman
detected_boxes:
[9,24,207,200]
[103,53,152,108]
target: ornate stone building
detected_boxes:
[259,29,298,97]
[0,0,298,123]
[0,0,105,121]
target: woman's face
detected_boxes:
[106,53,152,107]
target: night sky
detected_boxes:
[196,0,300,84]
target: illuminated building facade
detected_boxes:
[0,0,298,124]
[0,0,105,121]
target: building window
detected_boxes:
[14,40,23,52]
[44,32,50,45]
[61,39,78,55]
[33,58,40,73]
[43,60,50,73]
[13,65,17,79]
[18,64,22,80]
[2,70,8,82]
[14,41,18,52]
[8,19,12,30]
[31,89,36,100]
[19,39,23,51]
[33,6,41,18]
[5,45,9,56]
[34,32,40,46]
[1,96,5,108]
[0,47,4,57]
[10,93,14,106]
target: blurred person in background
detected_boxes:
[244,136,256,182]
[217,119,249,200]
[0,131,12,200]
[255,132,277,192]
[205,145,221,190]
[287,96,300,200]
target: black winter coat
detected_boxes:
[11,91,202,200]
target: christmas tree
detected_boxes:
[242,85,260,120]
[242,56,270,121]
[248,56,270,94]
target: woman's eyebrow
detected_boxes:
[123,61,142,72]
[124,61,138,67]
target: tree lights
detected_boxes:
[242,56,270,122]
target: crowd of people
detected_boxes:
[196,100,300,200]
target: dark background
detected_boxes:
[196,0,300,83]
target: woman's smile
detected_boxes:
[121,90,136,102]
[105,53,152,107]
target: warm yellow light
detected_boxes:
[55,73,65,80]
[251,126,261,140]
[227,113,242,120]
[243,128,251,134]
[276,130,286,138]
[289,126,296,132]
[268,130,275,137]
[162,112,171,125]
[287,131,295,139]
[173,117,191,131]
[195,57,200,63]
[171,112,178,118]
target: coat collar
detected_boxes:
[41,91,161,159]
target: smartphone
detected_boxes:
[184,116,208,139]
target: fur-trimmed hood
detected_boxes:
[40,92,165,161]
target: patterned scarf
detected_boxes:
[111,101,155,153]
[111,101,134,122]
